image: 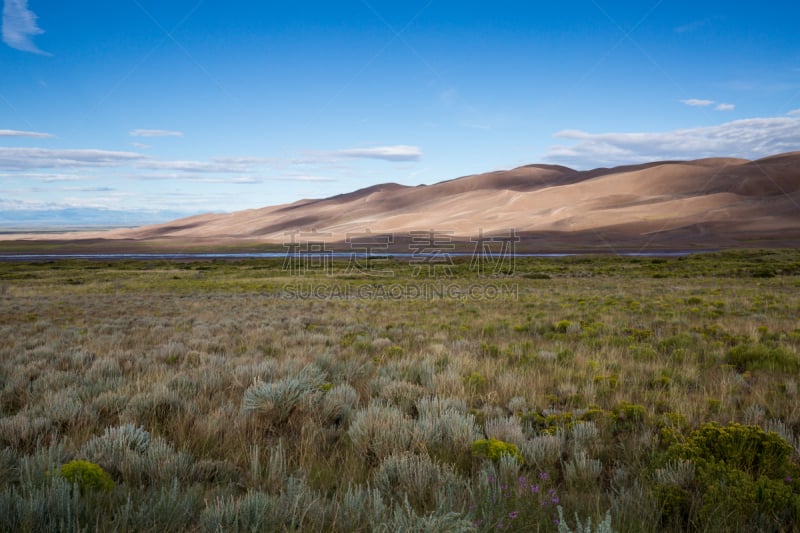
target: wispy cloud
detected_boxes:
[459,121,492,131]
[129,173,263,184]
[789,109,800,116]
[136,159,254,173]
[674,17,717,34]
[0,148,286,177]
[131,142,152,150]
[333,145,423,162]
[0,129,53,138]
[0,148,145,170]
[129,129,184,138]
[681,99,714,107]
[0,172,83,182]
[543,115,800,168]
[681,99,735,112]
[29,186,115,193]
[269,175,337,183]
[2,0,49,55]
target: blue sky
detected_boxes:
[1,0,799,221]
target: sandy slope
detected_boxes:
[5,152,800,248]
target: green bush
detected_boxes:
[725,343,799,372]
[464,371,487,390]
[553,320,574,334]
[471,438,523,463]
[60,460,114,493]
[657,423,800,530]
[611,402,647,432]
[669,422,794,478]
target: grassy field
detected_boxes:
[1,250,800,532]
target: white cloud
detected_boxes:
[0,129,53,138]
[2,0,49,55]
[681,99,715,107]
[716,103,735,111]
[0,147,145,170]
[129,129,184,138]
[131,142,152,150]
[333,145,422,162]
[543,115,800,168]
[789,109,800,116]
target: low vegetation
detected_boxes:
[0,249,799,531]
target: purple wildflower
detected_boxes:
[539,471,549,480]
[530,484,539,494]
[509,511,519,520]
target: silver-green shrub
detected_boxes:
[348,401,420,463]
[317,383,359,428]
[484,416,526,447]
[556,506,616,533]
[374,452,467,512]
[114,478,200,532]
[520,433,564,467]
[80,424,194,486]
[563,451,602,485]
[242,364,326,425]
[380,380,426,415]
[416,397,480,457]
[200,491,282,532]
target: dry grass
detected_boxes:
[0,250,799,531]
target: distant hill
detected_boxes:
[4,152,800,250]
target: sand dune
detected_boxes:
[6,152,800,249]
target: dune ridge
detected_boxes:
[6,152,800,249]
